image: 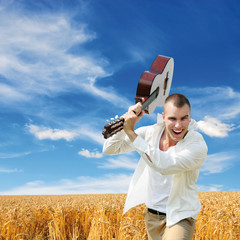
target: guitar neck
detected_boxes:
[141,87,159,112]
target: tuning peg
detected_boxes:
[106,115,121,125]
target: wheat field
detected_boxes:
[0,192,239,240]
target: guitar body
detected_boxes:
[135,55,174,114]
[102,55,174,139]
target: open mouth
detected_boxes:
[172,129,183,135]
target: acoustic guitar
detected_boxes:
[102,55,174,139]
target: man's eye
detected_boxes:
[181,116,189,120]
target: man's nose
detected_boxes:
[175,120,182,128]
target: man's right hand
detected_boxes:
[122,102,144,142]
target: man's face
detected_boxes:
[162,102,191,144]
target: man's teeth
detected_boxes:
[173,130,182,134]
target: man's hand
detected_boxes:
[122,102,144,142]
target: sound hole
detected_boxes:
[163,72,169,95]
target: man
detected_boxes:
[103,93,208,239]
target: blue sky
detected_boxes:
[0,0,239,195]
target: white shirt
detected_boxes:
[103,119,208,227]
[146,128,173,213]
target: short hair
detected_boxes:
[164,93,191,112]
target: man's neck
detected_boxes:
[159,129,177,151]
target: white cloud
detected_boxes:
[197,116,235,137]
[27,124,78,141]
[81,81,132,109]
[0,6,135,118]
[78,126,105,145]
[0,174,132,195]
[177,86,240,121]
[99,156,138,170]
[78,149,103,158]
[0,83,28,101]
[197,184,224,192]
[26,122,106,145]
[0,8,112,102]
[0,151,30,159]
[0,167,22,173]
[200,152,235,175]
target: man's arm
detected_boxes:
[132,132,208,175]
[123,102,144,142]
[103,102,144,155]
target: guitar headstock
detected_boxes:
[102,115,125,139]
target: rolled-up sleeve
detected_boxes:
[102,131,134,155]
[103,125,150,156]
